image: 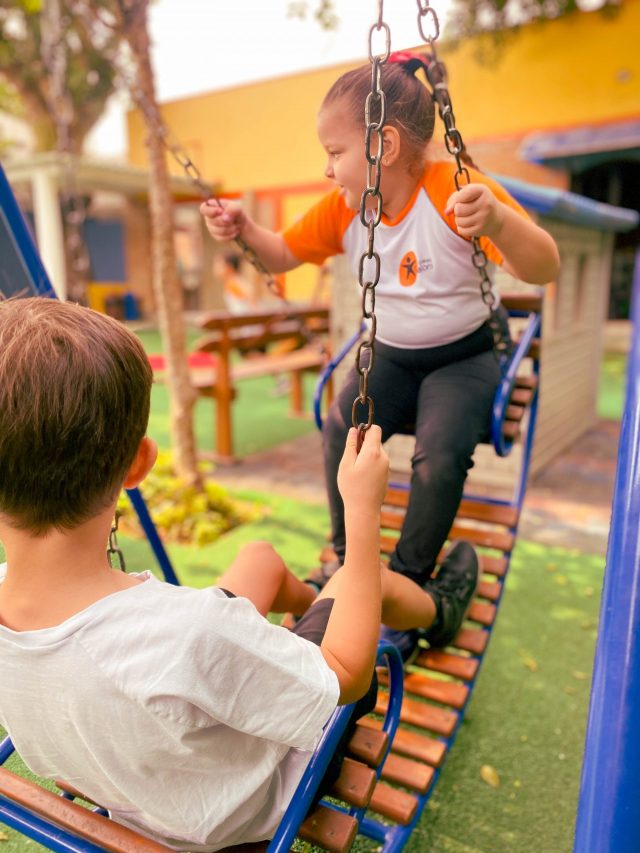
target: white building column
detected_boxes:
[31,167,67,299]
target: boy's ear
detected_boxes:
[381,125,401,166]
[123,437,158,489]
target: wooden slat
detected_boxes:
[347,723,389,767]
[453,627,489,655]
[359,718,447,766]
[369,782,418,825]
[0,768,171,852]
[397,671,468,709]
[479,553,508,577]
[506,403,526,423]
[375,693,458,737]
[330,757,376,809]
[448,522,514,552]
[416,650,479,681]
[298,805,358,853]
[515,374,538,389]
[381,753,435,794]
[477,580,502,601]
[383,492,519,529]
[468,600,497,626]
[500,293,543,313]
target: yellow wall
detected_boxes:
[128,3,640,195]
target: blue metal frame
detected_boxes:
[0,161,179,587]
[573,249,640,852]
[269,640,403,852]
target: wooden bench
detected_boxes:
[192,306,332,462]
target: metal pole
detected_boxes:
[573,249,640,851]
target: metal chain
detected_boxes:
[109,57,286,303]
[351,0,390,452]
[107,511,127,572]
[415,1,510,362]
[41,0,91,303]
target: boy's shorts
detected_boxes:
[290,597,379,802]
[220,592,378,803]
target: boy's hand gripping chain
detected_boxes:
[352,0,390,453]
[415,1,510,363]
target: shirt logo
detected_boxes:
[398,251,433,287]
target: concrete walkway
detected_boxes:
[211,419,620,558]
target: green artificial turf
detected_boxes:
[598,353,627,421]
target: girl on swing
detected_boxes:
[201,53,560,663]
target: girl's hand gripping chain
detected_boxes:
[200,198,249,242]
[444,183,504,240]
[337,426,389,521]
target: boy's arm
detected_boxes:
[445,183,561,285]
[319,427,389,705]
[200,199,301,273]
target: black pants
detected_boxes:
[323,320,503,586]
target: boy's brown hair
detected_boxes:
[0,297,153,534]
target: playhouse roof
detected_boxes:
[494,172,639,233]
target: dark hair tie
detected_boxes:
[388,50,430,77]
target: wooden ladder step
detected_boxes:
[448,522,514,553]
[400,671,469,709]
[453,627,490,655]
[347,723,389,767]
[479,553,508,577]
[416,650,479,681]
[383,492,519,529]
[381,752,435,794]
[468,600,497,626]
[376,692,458,737]
[330,757,376,809]
[478,580,502,601]
[369,781,418,825]
[299,805,358,853]
[359,718,447,766]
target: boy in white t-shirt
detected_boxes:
[0,298,470,851]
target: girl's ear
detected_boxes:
[381,125,401,166]
[123,437,158,489]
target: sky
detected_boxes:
[85,0,455,158]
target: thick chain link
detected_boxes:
[352,0,389,452]
[41,0,91,303]
[111,61,285,301]
[415,1,510,361]
[107,510,127,572]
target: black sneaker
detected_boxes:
[422,542,479,648]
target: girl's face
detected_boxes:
[317,101,367,211]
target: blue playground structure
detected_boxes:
[1,151,640,851]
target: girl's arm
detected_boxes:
[200,199,301,273]
[445,184,561,285]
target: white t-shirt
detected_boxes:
[0,569,339,851]
[283,161,529,348]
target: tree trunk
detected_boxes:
[122,6,202,488]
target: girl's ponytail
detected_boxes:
[388,50,481,172]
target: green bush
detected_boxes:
[117,452,259,546]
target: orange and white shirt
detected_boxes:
[282,161,529,348]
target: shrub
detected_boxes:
[117,452,258,546]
